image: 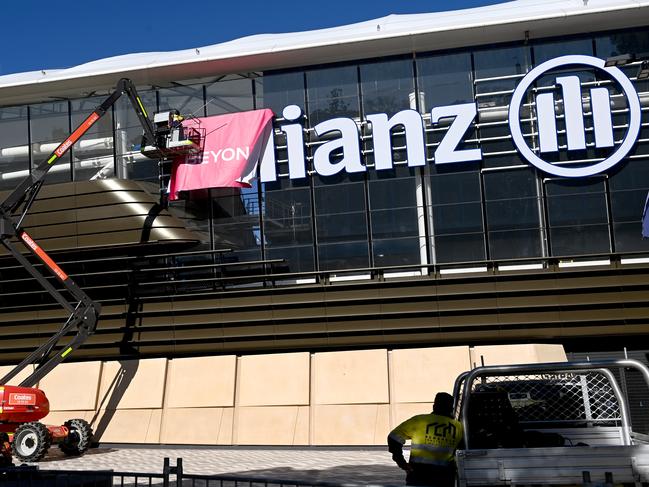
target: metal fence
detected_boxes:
[0,458,400,487]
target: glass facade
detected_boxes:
[1,27,649,273]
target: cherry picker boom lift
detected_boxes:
[0,78,200,462]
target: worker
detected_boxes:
[388,392,463,487]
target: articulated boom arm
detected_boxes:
[0,79,158,388]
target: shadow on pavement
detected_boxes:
[224,464,405,486]
[35,446,117,464]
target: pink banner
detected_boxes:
[169,109,274,200]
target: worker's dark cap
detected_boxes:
[433,392,454,410]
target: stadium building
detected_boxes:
[0,0,647,445]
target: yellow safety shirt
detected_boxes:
[388,413,463,467]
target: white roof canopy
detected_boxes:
[1,0,648,105]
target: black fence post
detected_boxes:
[163,457,171,487]
[176,458,184,487]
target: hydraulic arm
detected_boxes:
[0,79,165,388]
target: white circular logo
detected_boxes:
[508,55,641,178]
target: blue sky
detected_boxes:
[2,0,505,75]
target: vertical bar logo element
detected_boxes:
[509,55,641,178]
[537,76,614,154]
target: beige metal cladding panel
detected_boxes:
[97,358,167,410]
[238,353,310,407]
[90,409,162,443]
[39,361,102,411]
[392,403,434,428]
[390,346,471,403]
[312,404,389,445]
[160,408,233,445]
[313,349,389,405]
[166,356,236,408]
[0,365,36,387]
[42,410,95,427]
[235,406,309,445]
[471,344,567,367]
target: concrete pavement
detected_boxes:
[28,446,407,486]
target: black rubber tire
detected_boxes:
[59,418,93,456]
[12,422,51,462]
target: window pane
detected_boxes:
[263,180,315,273]
[371,208,419,239]
[158,84,205,118]
[373,237,421,267]
[489,229,542,260]
[30,101,71,184]
[550,225,610,256]
[595,28,649,92]
[212,185,261,261]
[0,107,29,191]
[417,52,473,110]
[430,169,485,263]
[70,97,114,181]
[116,89,157,182]
[360,58,414,114]
[261,71,305,115]
[314,182,365,214]
[610,161,649,252]
[266,245,315,273]
[545,178,610,256]
[306,65,359,125]
[435,233,486,264]
[483,168,542,258]
[206,78,254,116]
[318,241,369,271]
[316,212,367,243]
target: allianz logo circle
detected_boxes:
[259,55,641,182]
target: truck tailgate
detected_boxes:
[457,445,649,486]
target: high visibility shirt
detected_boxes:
[388,413,463,467]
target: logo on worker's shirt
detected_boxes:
[425,421,457,440]
[8,393,36,406]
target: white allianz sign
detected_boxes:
[259,55,641,182]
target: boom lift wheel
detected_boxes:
[59,418,93,456]
[12,421,51,462]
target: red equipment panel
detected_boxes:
[0,386,49,423]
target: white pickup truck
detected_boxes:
[453,359,649,487]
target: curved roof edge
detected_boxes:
[1,0,648,106]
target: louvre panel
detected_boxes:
[0,179,198,256]
[0,238,648,362]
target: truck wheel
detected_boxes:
[59,419,93,456]
[12,422,51,462]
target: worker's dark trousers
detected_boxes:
[406,464,455,487]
